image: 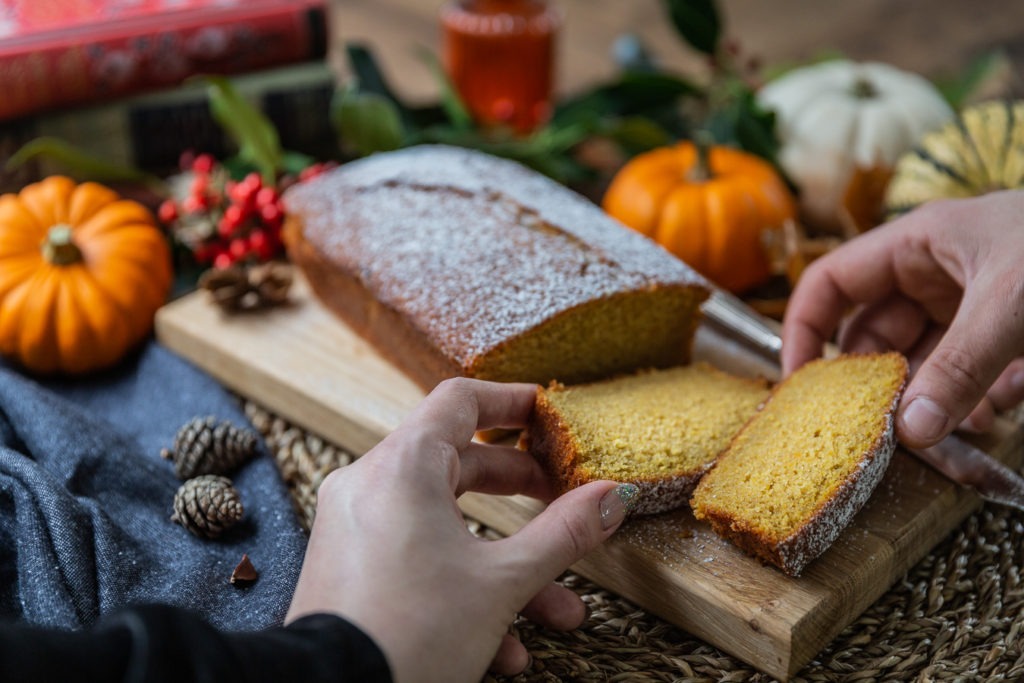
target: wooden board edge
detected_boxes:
[155,303,394,455]
[786,423,1024,677]
[458,492,799,679]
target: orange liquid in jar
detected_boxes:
[441,0,560,135]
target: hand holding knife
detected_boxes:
[702,288,1024,513]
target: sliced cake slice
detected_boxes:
[691,352,909,576]
[524,363,770,515]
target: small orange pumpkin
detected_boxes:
[0,176,172,374]
[602,140,796,293]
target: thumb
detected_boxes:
[499,482,638,591]
[898,287,1023,448]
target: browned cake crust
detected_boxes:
[698,426,896,576]
[283,145,709,391]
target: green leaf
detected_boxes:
[704,87,794,187]
[5,137,165,190]
[552,71,702,128]
[346,43,419,131]
[332,86,407,156]
[346,44,407,106]
[281,151,317,175]
[665,0,721,56]
[416,47,474,130]
[732,91,779,162]
[599,117,673,153]
[409,123,593,184]
[933,50,1010,109]
[201,75,282,184]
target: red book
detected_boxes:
[0,0,327,122]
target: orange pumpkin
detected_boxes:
[0,176,172,374]
[602,141,796,293]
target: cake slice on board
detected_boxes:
[691,352,909,576]
[524,363,769,515]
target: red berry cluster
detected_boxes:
[159,152,335,270]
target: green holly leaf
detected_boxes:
[665,0,721,57]
[202,75,282,185]
[5,137,165,190]
[933,49,1010,109]
[331,86,407,156]
[599,116,673,154]
[417,47,474,130]
[345,43,418,131]
[552,71,701,129]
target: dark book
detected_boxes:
[0,60,338,188]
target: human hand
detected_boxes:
[782,190,1024,448]
[285,378,636,682]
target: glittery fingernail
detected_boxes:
[600,483,639,530]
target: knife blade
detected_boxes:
[701,288,1024,512]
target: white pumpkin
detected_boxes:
[757,60,954,232]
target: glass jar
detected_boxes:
[440,0,561,135]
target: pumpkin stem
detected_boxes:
[42,225,83,266]
[851,77,877,99]
[689,132,715,182]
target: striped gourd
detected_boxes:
[884,100,1024,217]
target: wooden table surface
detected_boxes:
[330,0,1024,105]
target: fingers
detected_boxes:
[519,582,587,631]
[781,226,901,375]
[486,583,584,677]
[837,295,929,356]
[897,282,1024,447]
[986,357,1024,412]
[401,378,538,451]
[781,258,857,375]
[959,357,1024,433]
[488,633,530,677]
[371,378,538,492]
[456,442,558,500]
[498,482,635,596]
[961,398,996,434]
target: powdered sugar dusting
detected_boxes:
[777,374,905,575]
[284,145,707,363]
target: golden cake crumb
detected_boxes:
[525,363,769,515]
[691,352,908,576]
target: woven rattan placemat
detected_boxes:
[245,400,1024,682]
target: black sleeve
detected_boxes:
[0,604,392,683]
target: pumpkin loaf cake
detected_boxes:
[282,145,709,390]
[691,352,909,576]
[524,363,770,515]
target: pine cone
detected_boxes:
[199,263,293,312]
[162,416,258,480]
[171,475,244,539]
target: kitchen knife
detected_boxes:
[702,288,1024,512]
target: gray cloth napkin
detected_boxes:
[0,342,307,631]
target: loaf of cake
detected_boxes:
[524,363,770,515]
[690,352,909,576]
[282,145,709,390]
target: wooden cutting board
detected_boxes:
[155,275,1023,680]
